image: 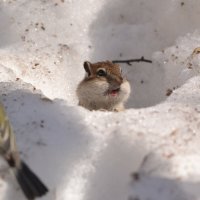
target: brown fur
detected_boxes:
[76,61,131,111]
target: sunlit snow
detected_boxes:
[0,1,200,200]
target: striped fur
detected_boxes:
[76,61,131,111]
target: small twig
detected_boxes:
[112,56,152,65]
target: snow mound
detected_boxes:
[0,1,200,200]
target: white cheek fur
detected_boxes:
[88,81,109,98]
[76,77,131,111]
[120,81,131,100]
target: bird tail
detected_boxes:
[14,161,48,200]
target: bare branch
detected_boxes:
[112,56,152,65]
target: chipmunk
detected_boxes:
[76,61,131,111]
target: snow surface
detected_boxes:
[1,0,200,200]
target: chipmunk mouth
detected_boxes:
[106,88,120,97]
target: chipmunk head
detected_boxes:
[83,61,125,96]
[77,61,131,110]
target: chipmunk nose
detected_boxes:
[116,76,123,85]
[110,76,123,89]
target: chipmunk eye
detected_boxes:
[97,69,107,77]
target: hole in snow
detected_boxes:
[89,0,200,108]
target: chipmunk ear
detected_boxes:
[83,61,92,76]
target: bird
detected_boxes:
[0,103,48,199]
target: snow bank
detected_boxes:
[0,0,200,200]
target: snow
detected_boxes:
[1,0,200,200]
